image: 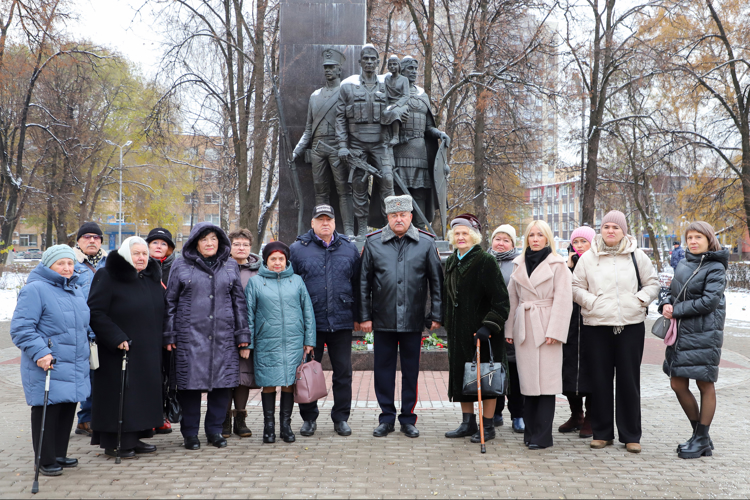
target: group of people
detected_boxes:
[11,196,728,477]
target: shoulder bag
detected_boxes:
[462,342,507,398]
[294,354,328,404]
[165,350,183,423]
[652,260,703,339]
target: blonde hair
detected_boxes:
[523,220,555,253]
[447,227,483,247]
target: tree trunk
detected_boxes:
[472,0,489,245]
[424,0,434,99]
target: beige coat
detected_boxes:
[505,251,573,396]
[572,235,659,327]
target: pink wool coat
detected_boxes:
[505,251,573,396]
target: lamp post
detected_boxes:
[105,140,132,247]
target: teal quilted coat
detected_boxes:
[245,262,316,387]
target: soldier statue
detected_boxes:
[292,48,354,237]
[335,44,407,240]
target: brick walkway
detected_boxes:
[1,318,750,499]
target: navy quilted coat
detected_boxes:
[289,229,361,331]
[11,263,91,406]
[163,222,251,391]
[245,262,316,388]
[660,249,728,382]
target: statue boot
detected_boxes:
[339,196,356,239]
[356,217,369,242]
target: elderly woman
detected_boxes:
[505,220,572,450]
[444,214,510,443]
[11,246,91,476]
[164,222,250,450]
[222,228,262,439]
[572,211,659,453]
[88,237,164,458]
[559,225,596,438]
[488,224,524,433]
[660,222,728,459]
[246,241,315,444]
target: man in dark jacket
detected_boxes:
[360,194,443,438]
[671,241,685,269]
[290,204,360,437]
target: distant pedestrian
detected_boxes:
[87,237,163,459]
[222,228,262,439]
[660,221,728,459]
[488,224,525,433]
[572,210,659,453]
[670,241,686,269]
[359,195,443,439]
[560,225,596,439]
[11,246,91,476]
[444,214,509,443]
[246,241,316,444]
[72,222,108,438]
[164,223,251,450]
[505,220,572,450]
[291,205,361,437]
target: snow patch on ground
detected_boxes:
[726,290,749,323]
[0,271,27,321]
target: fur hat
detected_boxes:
[384,195,413,214]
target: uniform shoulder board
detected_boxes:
[366,229,383,237]
[417,229,436,238]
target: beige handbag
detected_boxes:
[89,341,99,370]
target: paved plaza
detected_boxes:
[1,316,750,499]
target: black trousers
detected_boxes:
[374,331,421,426]
[179,388,232,438]
[299,330,353,423]
[586,322,645,443]
[523,395,556,448]
[31,402,77,467]
[497,361,524,419]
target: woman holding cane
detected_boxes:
[12,245,91,477]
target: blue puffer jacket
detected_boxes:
[11,264,91,406]
[290,230,360,332]
[245,262,316,387]
[73,246,107,298]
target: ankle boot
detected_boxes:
[470,417,495,443]
[261,392,276,443]
[558,396,584,433]
[221,411,232,438]
[677,420,714,452]
[356,218,369,241]
[678,423,712,459]
[579,413,593,438]
[445,413,478,438]
[233,409,252,438]
[279,391,296,443]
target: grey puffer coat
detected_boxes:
[659,249,728,382]
[163,222,251,391]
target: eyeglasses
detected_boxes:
[80,234,102,241]
[232,242,251,248]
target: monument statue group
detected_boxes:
[291,44,451,240]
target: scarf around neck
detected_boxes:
[525,246,552,277]
[76,244,104,267]
[489,248,518,264]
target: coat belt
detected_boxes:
[514,298,554,347]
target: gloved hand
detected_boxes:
[474,326,492,342]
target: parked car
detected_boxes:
[25,248,42,260]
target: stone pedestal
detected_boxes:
[278,0,366,244]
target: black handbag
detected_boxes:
[462,342,507,398]
[165,351,182,424]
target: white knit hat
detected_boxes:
[490,224,517,244]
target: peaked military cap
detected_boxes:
[322,48,346,66]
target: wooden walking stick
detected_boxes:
[476,339,485,454]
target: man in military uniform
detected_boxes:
[336,44,406,239]
[292,48,354,237]
[392,56,451,230]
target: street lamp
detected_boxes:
[105,139,132,247]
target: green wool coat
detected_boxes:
[444,245,510,402]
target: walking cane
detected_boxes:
[476,339,486,454]
[116,344,129,464]
[32,346,56,494]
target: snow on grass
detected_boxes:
[725,290,749,323]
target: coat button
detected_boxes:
[208,335,213,340]
[209,295,213,299]
[398,280,402,284]
[209,315,213,319]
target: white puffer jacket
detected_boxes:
[572,235,659,326]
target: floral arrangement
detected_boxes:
[422,332,446,349]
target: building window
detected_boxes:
[554,222,559,233]
[547,204,552,215]
[183,215,193,226]
[20,234,37,246]
[561,184,568,196]
[204,193,220,204]
[554,204,559,214]
[533,206,538,217]
[569,201,575,213]
[204,214,221,225]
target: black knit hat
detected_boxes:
[77,222,102,240]
[146,227,175,249]
[262,241,290,264]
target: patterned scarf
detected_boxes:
[76,244,104,267]
[488,248,518,264]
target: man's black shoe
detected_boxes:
[184,436,200,450]
[104,448,135,459]
[372,422,395,437]
[300,421,317,436]
[134,440,156,454]
[39,464,63,476]
[400,424,420,438]
[334,421,352,436]
[206,433,228,448]
[55,457,78,468]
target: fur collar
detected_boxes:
[105,250,161,283]
[381,223,420,243]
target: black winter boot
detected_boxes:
[677,419,714,452]
[678,423,712,459]
[445,413,478,438]
[470,417,495,443]
[279,391,296,443]
[261,392,276,444]
[233,410,252,438]
[221,411,232,438]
